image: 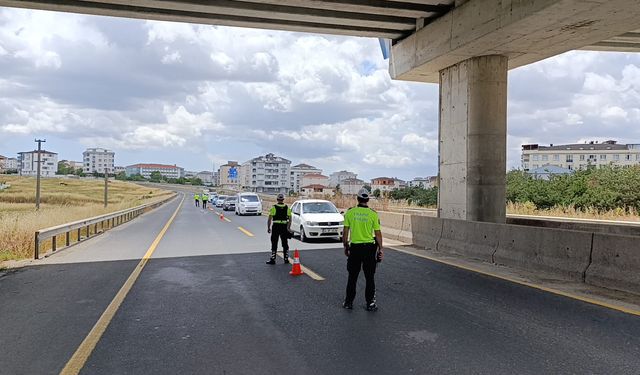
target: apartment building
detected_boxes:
[125,163,184,179]
[4,157,18,171]
[371,177,403,193]
[196,171,214,185]
[329,170,358,187]
[409,176,438,189]
[219,161,240,190]
[340,178,365,195]
[244,153,291,194]
[301,173,330,189]
[290,163,322,193]
[521,140,640,171]
[83,148,115,174]
[17,150,58,177]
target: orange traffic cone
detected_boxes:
[289,249,304,276]
[219,213,224,221]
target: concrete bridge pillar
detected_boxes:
[438,55,507,223]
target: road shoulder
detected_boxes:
[384,238,640,316]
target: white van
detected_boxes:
[235,193,263,216]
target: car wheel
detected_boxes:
[300,226,307,242]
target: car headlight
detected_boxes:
[306,221,319,226]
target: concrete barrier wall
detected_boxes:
[391,214,640,294]
[585,233,640,295]
[438,219,499,263]
[411,216,442,251]
[494,225,592,281]
[507,216,640,237]
[378,211,410,243]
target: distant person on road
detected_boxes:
[194,193,200,207]
[266,193,292,265]
[202,193,208,209]
[342,188,383,311]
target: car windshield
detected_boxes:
[218,196,227,200]
[225,197,237,202]
[302,202,338,214]
[240,195,259,202]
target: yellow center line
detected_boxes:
[276,252,325,281]
[60,195,185,375]
[238,226,254,237]
[388,245,640,317]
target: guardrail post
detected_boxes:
[34,232,40,260]
[66,231,70,247]
[52,235,57,252]
[86,225,90,238]
[77,228,81,242]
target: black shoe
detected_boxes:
[283,258,290,264]
[342,301,353,310]
[366,302,378,312]
[266,258,276,265]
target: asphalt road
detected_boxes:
[1,190,640,374]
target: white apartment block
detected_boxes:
[17,150,58,177]
[5,157,18,171]
[83,148,115,174]
[290,163,322,192]
[340,178,365,195]
[522,140,640,171]
[125,163,184,179]
[245,153,291,194]
[409,176,437,189]
[329,170,358,187]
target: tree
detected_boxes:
[373,188,381,198]
[149,171,163,182]
[115,171,127,180]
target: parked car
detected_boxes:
[215,195,227,207]
[235,193,262,216]
[222,196,238,211]
[209,192,218,203]
[290,199,343,242]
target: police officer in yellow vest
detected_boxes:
[342,188,383,311]
[202,193,208,209]
[266,193,292,265]
[194,193,200,207]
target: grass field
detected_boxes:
[0,175,172,261]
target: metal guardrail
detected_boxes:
[33,193,177,259]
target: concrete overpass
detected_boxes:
[2,0,640,223]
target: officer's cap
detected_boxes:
[357,188,370,200]
[277,193,285,200]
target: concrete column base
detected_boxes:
[438,55,507,223]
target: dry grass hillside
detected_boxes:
[0,176,172,261]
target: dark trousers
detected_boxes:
[202,200,207,209]
[345,243,378,304]
[195,199,199,207]
[270,223,289,257]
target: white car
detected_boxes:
[291,199,343,242]
[235,193,263,216]
[215,195,227,207]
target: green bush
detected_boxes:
[506,166,640,212]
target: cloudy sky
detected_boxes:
[1,7,639,181]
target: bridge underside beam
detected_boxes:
[390,0,640,83]
[0,0,453,40]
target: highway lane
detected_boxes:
[1,190,640,374]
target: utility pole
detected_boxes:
[104,168,108,208]
[34,139,46,211]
